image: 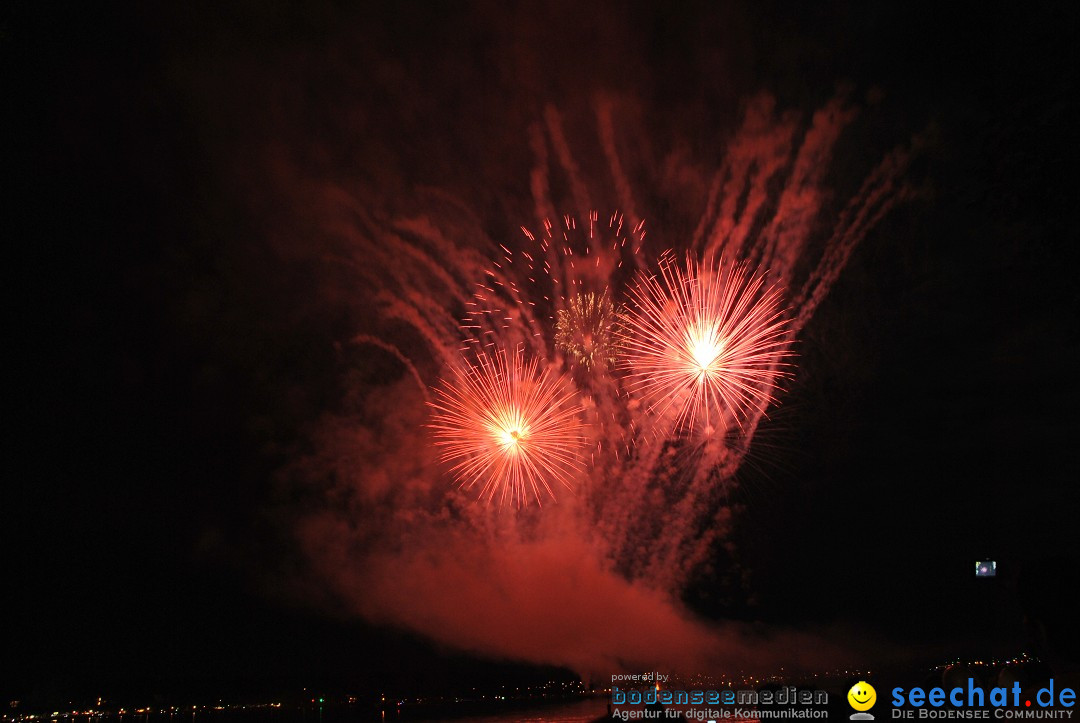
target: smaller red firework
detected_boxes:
[428,347,587,507]
[555,290,620,371]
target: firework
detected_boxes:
[619,254,791,435]
[555,290,620,370]
[459,212,644,358]
[428,348,587,507]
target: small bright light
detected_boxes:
[498,426,525,450]
[690,336,722,373]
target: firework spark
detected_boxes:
[619,254,792,436]
[555,290,620,371]
[428,348,588,507]
[459,212,644,360]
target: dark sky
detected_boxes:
[5,0,1079,703]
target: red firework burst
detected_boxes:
[428,348,587,507]
[619,253,791,435]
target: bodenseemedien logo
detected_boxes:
[849,681,878,720]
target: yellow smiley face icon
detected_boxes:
[848,681,876,711]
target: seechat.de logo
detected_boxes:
[891,679,1075,719]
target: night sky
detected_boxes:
[5,0,1079,704]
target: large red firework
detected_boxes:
[619,253,792,436]
[428,348,587,507]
